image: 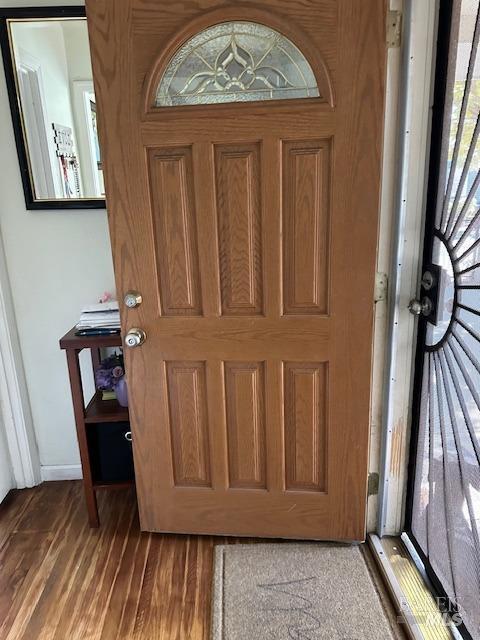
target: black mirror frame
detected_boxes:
[0,6,106,210]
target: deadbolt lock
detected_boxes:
[421,270,436,291]
[124,291,143,308]
[410,263,441,325]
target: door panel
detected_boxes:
[149,147,202,316]
[224,361,267,489]
[282,139,331,315]
[166,361,211,487]
[284,362,328,492]
[214,143,264,316]
[86,0,386,540]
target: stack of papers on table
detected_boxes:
[76,301,121,329]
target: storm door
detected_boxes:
[408,1,480,637]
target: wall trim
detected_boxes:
[40,464,82,482]
[0,232,41,488]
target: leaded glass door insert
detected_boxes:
[155,22,320,106]
[409,1,480,637]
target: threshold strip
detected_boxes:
[369,534,462,640]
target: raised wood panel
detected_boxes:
[284,362,328,492]
[215,143,263,316]
[166,362,211,487]
[224,362,266,489]
[148,147,202,315]
[282,139,331,315]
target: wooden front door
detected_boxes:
[86,0,386,540]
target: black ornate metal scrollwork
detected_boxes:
[410,3,480,636]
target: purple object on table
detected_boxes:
[115,377,129,407]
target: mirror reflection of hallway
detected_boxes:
[7,17,104,202]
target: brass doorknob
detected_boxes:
[125,328,146,348]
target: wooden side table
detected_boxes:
[60,327,134,527]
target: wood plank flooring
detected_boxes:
[0,482,236,640]
[0,481,400,640]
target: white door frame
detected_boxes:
[71,79,100,197]
[0,232,41,489]
[16,48,59,199]
[376,0,440,536]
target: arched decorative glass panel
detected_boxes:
[155,22,320,107]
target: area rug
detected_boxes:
[211,543,402,639]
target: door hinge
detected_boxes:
[368,472,380,497]
[374,272,388,303]
[387,10,402,48]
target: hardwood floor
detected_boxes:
[0,482,401,640]
[0,482,237,640]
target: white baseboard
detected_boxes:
[41,464,83,482]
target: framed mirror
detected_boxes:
[0,7,105,209]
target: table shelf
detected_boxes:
[85,391,129,424]
[93,479,134,490]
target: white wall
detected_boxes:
[62,20,92,80]
[0,0,115,475]
[12,21,76,134]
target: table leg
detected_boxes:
[91,347,101,375]
[65,348,99,527]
